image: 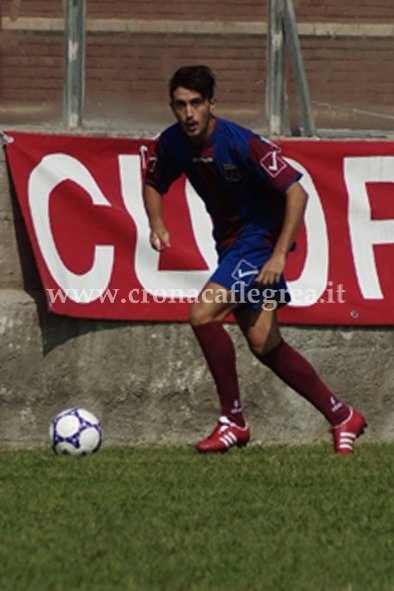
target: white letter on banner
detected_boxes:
[118,154,216,297]
[284,158,329,307]
[28,153,114,303]
[345,156,394,299]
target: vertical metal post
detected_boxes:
[266,0,286,137]
[0,0,3,102]
[282,0,316,136]
[64,0,86,128]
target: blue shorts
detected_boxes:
[209,233,291,312]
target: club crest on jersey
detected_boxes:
[260,150,286,178]
[223,164,241,182]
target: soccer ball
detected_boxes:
[49,408,102,455]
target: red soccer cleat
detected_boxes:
[330,408,367,454]
[196,416,251,453]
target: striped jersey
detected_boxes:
[144,117,301,253]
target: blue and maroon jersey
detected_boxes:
[144,117,302,253]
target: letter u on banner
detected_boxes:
[118,154,216,297]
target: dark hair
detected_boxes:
[168,65,216,101]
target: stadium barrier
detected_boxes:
[0,145,391,450]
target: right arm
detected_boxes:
[143,183,171,251]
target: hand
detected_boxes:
[255,252,286,285]
[149,225,170,251]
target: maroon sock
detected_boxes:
[259,340,349,426]
[192,322,245,427]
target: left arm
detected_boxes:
[256,181,308,285]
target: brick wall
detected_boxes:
[1,0,394,132]
[3,0,394,22]
[293,0,394,22]
[2,0,264,20]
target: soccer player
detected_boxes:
[143,64,367,454]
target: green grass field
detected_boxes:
[1,443,394,591]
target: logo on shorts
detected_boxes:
[231,259,259,287]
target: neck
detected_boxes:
[190,115,217,145]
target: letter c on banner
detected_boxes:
[28,153,114,303]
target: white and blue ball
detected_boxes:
[49,408,102,455]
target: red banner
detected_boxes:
[4,131,394,324]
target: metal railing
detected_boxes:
[266,0,316,137]
[64,0,316,135]
[64,0,86,129]
[4,0,391,136]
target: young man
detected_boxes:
[143,64,367,454]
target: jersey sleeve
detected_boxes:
[144,136,182,195]
[245,135,302,192]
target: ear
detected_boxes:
[209,98,217,111]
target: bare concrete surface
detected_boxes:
[0,147,393,450]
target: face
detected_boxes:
[170,87,216,144]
